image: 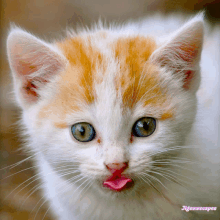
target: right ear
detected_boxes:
[7,27,68,108]
[149,15,204,93]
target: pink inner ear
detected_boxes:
[8,32,67,106]
[183,70,194,89]
[22,77,49,102]
[17,60,38,76]
[10,42,39,77]
[12,47,62,102]
[24,81,38,97]
[16,58,41,101]
[22,80,38,102]
[179,43,199,63]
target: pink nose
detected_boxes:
[105,162,128,174]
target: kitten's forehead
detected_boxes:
[38,32,173,127]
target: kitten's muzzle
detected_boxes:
[105,162,128,174]
[103,162,133,191]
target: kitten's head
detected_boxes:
[7,15,204,197]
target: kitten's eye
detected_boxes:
[132,117,156,137]
[71,122,96,142]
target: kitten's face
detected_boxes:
[22,33,197,196]
[7,19,203,196]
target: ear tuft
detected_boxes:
[7,27,67,108]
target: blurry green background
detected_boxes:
[0,0,220,219]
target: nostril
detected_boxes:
[105,162,129,174]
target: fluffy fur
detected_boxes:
[7,13,220,220]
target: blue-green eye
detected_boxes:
[71,122,96,142]
[132,117,156,137]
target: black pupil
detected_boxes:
[143,121,149,130]
[79,126,85,136]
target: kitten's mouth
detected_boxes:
[103,173,133,192]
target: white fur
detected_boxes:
[7,14,220,220]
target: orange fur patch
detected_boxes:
[39,33,174,126]
[160,111,173,120]
[114,37,172,114]
[97,138,101,144]
[57,36,104,104]
[54,122,68,129]
[39,34,104,126]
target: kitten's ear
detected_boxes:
[150,15,204,92]
[7,27,67,108]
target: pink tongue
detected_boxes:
[103,176,133,191]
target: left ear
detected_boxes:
[7,27,68,108]
[150,15,204,92]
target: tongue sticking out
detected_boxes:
[103,174,133,191]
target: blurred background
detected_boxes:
[0,0,220,219]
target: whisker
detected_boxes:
[20,169,80,209]
[139,174,167,200]
[140,172,173,195]
[150,161,199,174]
[5,166,78,206]
[147,169,189,188]
[0,153,39,171]
[152,166,193,181]
[32,174,84,220]
[0,165,38,182]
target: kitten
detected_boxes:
[7,13,220,220]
